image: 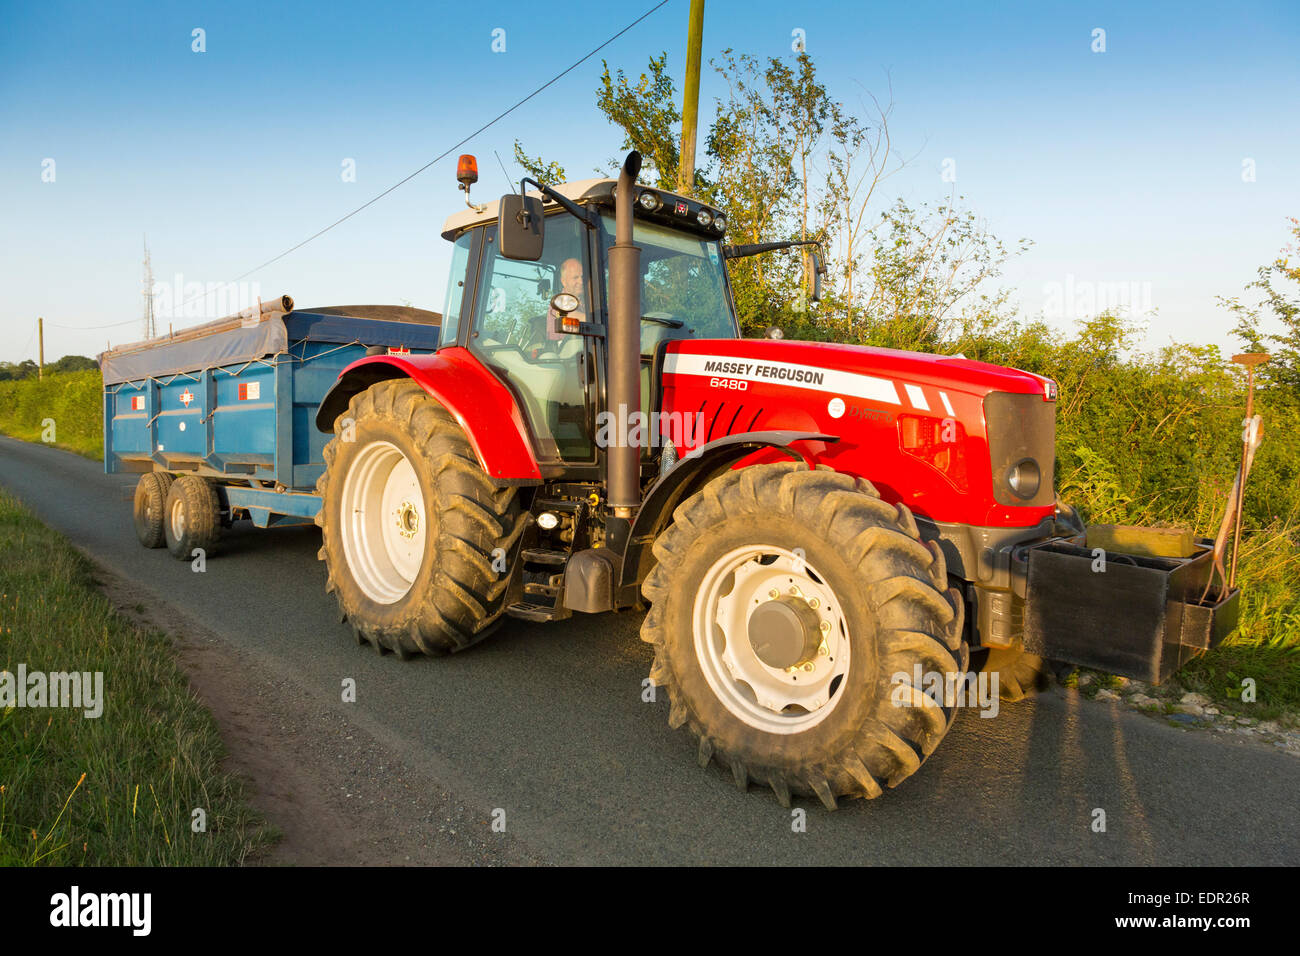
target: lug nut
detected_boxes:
[768,589,779,599]
[820,620,831,633]
[789,585,802,597]
[807,597,820,609]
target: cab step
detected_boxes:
[521,548,569,566]
[505,600,570,623]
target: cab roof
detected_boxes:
[440,178,615,241]
[439,178,725,242]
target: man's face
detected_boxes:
[561,258,583,297]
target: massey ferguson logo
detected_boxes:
[179,388,194,407]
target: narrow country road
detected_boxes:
[2,435,1295,865]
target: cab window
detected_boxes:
[438,231,473,348]
[470,214,593,462]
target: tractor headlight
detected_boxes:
[1007,458,1041,500]
[713,214,726,233]
[696,209,713,227]
[638,190,661,212]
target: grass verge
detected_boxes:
[0,487,273,864]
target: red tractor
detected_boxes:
[312,152,1240,807]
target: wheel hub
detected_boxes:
[748,595,822,669]
[692,545,852,734]
[339,440,428,605]
[395,500,420,539]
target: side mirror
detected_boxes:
[809,248,825,306]
[498,194,544,261]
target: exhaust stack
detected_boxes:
[606,151,643,517]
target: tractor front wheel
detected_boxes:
[640,462,968,808]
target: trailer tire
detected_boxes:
[640,461,968,809]
[133,472,174,548]
[163,475,222,561]
[315,378,525,657]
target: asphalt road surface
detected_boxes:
[2,434,1296,865]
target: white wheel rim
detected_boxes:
[340,440,428,604]
[170,497,186,539]
[692,545,852,734]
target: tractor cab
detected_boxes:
[437,167,741,466]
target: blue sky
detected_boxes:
[1,0,1297,363]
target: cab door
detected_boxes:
[467,214,597,464]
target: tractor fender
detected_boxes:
[315,348,543,483]
[617,430,838,594]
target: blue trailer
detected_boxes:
[100,298,440,554]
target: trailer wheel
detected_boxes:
[163,475,222,561]
[315,379,525,656]
[640,462,968,809]
[976,647,1050,701]
[133,472,174,548]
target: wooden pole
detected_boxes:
[1228,352,1270,589]
[37,317,44,380]
[677,0,705,196]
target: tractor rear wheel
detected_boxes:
[640,462,968,809]
[315,378,525,656]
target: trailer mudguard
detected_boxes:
[616,430,838,598]
[315,348,543,483]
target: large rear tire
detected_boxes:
[640,462,968,809]
[315,379,525,656]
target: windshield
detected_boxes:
[599,215,738,355]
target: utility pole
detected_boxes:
[37,317,44,380]
[677,0,705,197]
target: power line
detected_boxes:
[15,322,37,361]
[164,0,673,317]
[46,316,140,331]
[48,0,671,335]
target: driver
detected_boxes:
[529,256,586,358]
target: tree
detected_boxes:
[1223,216,1300,390]
[519,47,1029,345]
[594,53,683,190]
[511,142,566,185]
[48,355,97,374]
[0,359,39,382]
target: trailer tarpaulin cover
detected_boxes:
[99,314,289,385]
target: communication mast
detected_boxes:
[142,236,157,340]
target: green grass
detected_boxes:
[0,488,273,865]
[0,369,102,460]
